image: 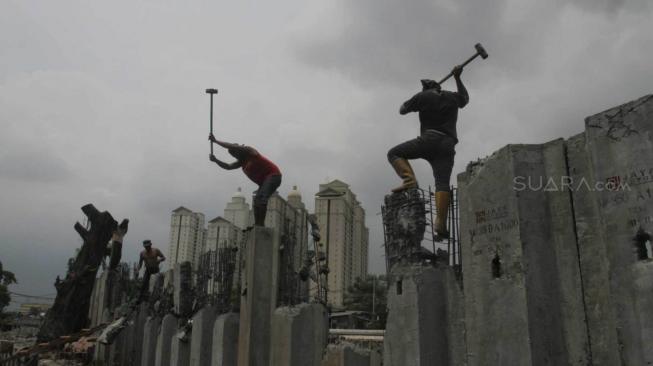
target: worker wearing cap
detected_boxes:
[387,65,468,240]
[138,240,165,301]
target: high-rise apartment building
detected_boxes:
[314,180,369,308]
[205,216,241,252]
[168,207,206,269]
[224,188,251,230]
[258,186,310,273]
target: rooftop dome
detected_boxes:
[288,185,302,198]
[233,187,245,199]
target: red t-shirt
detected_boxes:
[242,153,281,185]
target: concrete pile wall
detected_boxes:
[383,262,465,366]
[457,94,653,365]
[321,344,372,366]
[566,95,653,365]
[87,227,321,366]
[270,303,329,366]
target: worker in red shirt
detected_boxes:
[209,134,282,227]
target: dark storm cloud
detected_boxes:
[294,0,555,88]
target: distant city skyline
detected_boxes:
[164,180,370,310]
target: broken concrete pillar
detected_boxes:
[142,316,162,366]
[237,227,279,366]
[132,305,149,365]
[383,262,463,366]
[369,349,382,366]
[458,139,590,366]
[155,314,177,366]
[148,273,164,302]
[567,94,653,365]
[212,312,240,366]
[382,189,426,270]
[189,306,218,366]
[321,344,370,366]
[88,270,109,327]
[170,327,191,366]
[174,262,193,317]
[270,303,328,366]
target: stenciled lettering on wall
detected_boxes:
[475,205,508,224]
[601,185,653,208]
[469,218,519,238]
[627,205,653,229]
[622,167,653,187]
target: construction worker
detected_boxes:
[209,134,282,227]
[138,240,165,301]
[387,65,468,240]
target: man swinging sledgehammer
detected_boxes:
[209,134,282,227]
[387,65,468,240]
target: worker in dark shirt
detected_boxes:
[209,134,282,227]
[387,65,468,240]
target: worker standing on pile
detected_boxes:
[387,65,468,240]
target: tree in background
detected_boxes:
[343,274,388,329]
[0,261,17,316]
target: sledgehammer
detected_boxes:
[438,43,488,84]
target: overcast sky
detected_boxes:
[1,0,651,307]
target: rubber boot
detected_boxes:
[434,191,450,241]
[390,158,418,192]
[253,204,267,227]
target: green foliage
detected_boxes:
[0,261,17,314]
[343,274,388,329]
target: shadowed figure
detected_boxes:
[387,65,469,240]
[138,239,165,302]
[209,134,282,227]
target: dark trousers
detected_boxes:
[254,174,282,206]
[387,130,455,192]
[139,267,160,301]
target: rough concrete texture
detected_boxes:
[383,262,464,366]
[458,139,589,366]
[174,262,193,317]
[567,94,653,365]
[321,344,370,366]
[237,227,279,366]
[149,273,164,300]
[131,305,149,365]
[94,308,112,362]
[88,270,109,327]
[142,316,162,366]
[270,303,329,366]
[164,268,175,289]
[107,319,128,365]
[170,328,191,366]
[382,189,426,269]
[189,306,218,366]
[369,349,382,366]
[212,312,240,366]
[155,314,178,366]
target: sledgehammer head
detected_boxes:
[205,88,218,94]
[475,43,488,59]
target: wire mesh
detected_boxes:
[381,186,460,271]
[195,247,238,313]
